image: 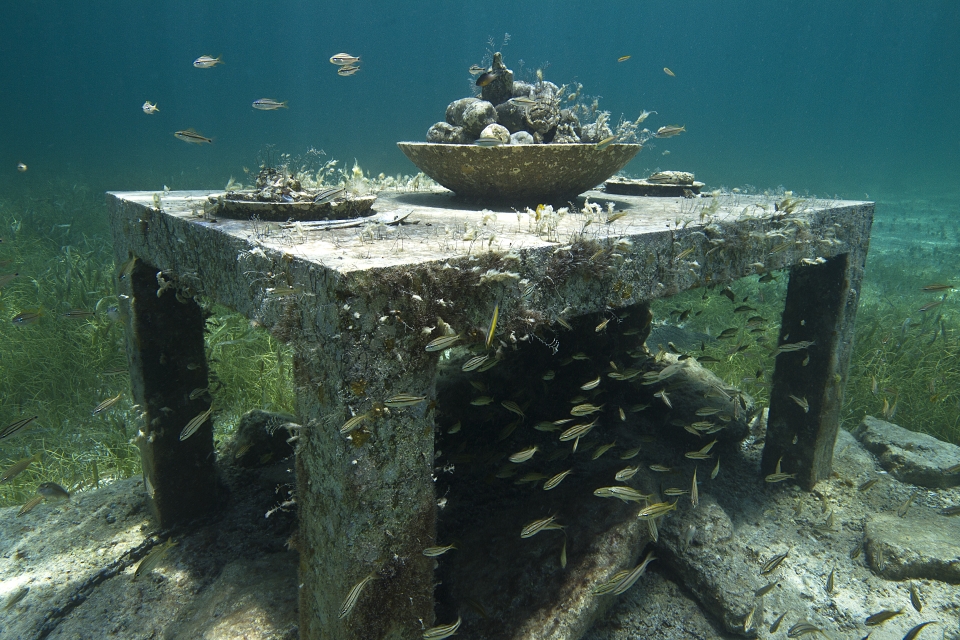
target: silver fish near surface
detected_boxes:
[330,52,360,65]
[142,101,159,114]
[252,99,288,110]
[174,129,213,144]
[193,55,223,68]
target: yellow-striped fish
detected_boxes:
[508,445,538,463]
[461,354,489,372]
[580,375,602,391]
[339,574,375,619]
[636,501,677,520]
[615,465,639,481]
[1,452,41,484]
[17,495,43,517]
[521,515,563,538]
[691,467,699,508]
[340,411,371,435]
[0,415,38,440]
[92,392,123,415]
[570,403,602,416]
[594,486,649,503]
[179,407,213,441]
[591,441,616,460]
[501,400,525,419]
[422,544,457,557]
[134,538,178,580]
[174,129,213,144]
[610,550,656,595]
[422,615,461,640]
[384,394,426,408]
[543,469,572,490]
[486,302,499,349]
[425,334,461,352]
[559,418,598,441]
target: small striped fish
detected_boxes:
[0,415,38,440]
[558,418,598,442]
[610,550,656,595]
[594,486,649,503]
[422,615,461,640]
[508,445,538,463]
[339,412,370,435]
[339,574,375,619]
[636,501,678,520]
[92,392,123,415]
[461,355,489,372]
[384,394,426,408]
[520,515,563,539]
[134,538,177,580]
[543,469,572,490]
[422,544,456,557]
[501,400,525,419]
[425,334,460,352]
[615,465,639,481]
[570,403,602,416]
[17,495,43,517]
[580,375,601,391]
[174,129,213,144]
[179,407,213,441]
[1,452,41,484]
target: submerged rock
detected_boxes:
[230,409,297,467]
[510,130,535,145]
[479,51,514,106]
[479,123,510,145]
[427,121,468,144]
[460,100,498,138]
[864,509,960,583]
[853,415,960,488]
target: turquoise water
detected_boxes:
[2,1,957,197]
[2,3,960,636]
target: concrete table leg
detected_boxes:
[119,257,218,526]
[294,334,437,639]
[762,248,868,489]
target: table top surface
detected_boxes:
[108,188,871,276]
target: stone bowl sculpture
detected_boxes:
[397,142,640,202]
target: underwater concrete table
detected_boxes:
[107,187,872,640]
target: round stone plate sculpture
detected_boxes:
[397,142,640,202]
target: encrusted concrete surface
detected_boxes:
[107,187,873,639]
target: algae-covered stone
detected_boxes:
[495,101,527,133]
[461,100,498,138]
[553,109,582,143]
[510,131,534,145]
[582,120,614,144]
[479,123,510,145]
[445,97,480,127]
[230,409,297,467]
[639,355,755,447]
[427,121,468,144]
[479,51,514,106]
